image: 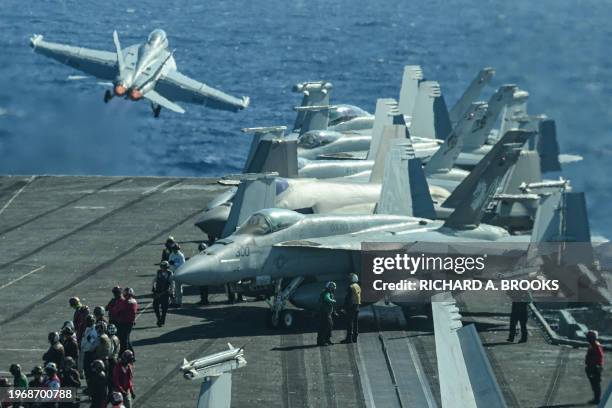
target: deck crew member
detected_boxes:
[585,330,604,405]
[317,281,337,346]
[342,274,361,344]
[106,286,124,325]
[89,360,108,408]
[113,350,135,408]
[152,261,173,327]
[116,288,138,354]
[168,245,185,306]
[43,332,65,371]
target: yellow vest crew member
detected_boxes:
[342,274,361,344]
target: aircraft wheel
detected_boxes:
[267,311,280,329]
[280,310,296,329]
[104,90,112,103]
[153,105,162,118]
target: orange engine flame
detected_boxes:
[114,84,127,96]
[129,88,143,101]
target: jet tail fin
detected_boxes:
[367,98,399,160]
[442,130,533,228]
[375,133,436,218]
[368,112,407,183]
[410,81,453,140]
[398,65,424,120]
[112,30,126,79]
[242,128,297,178]
[499,150,542,194]
[536,119,562,173]
[449,67,495,124]
[221,173,277,238]
[499,89,529,138]
[425,102,487,175]
[529,191,594,267]
[292,81,332,133]
[531,191,592,244]
[432,294,507,408]
[462,85,517,151]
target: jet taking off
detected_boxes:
[29,29,250,117]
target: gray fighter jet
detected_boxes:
[29,29,249,117]
[292,66,494,162]
[175,130,541,327]
[194,104,490,240]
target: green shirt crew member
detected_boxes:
[317,281,337,346]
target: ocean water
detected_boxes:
[1,0,612,236]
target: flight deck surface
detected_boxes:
[0,175,608,407]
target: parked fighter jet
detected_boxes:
[29,29,249,117]
[292,66,494,162]
[195,104,490,240]
[175,130,534,327]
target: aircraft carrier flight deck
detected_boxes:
[0,175,607,408]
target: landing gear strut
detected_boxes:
[268,276,303,329]
[151,103,162,118]
[104,90,113,103]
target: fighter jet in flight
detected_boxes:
[29,29,250,117]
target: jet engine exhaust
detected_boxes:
[128,88,143,100]
[114,84,127,96]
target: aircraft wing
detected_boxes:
[29,35,117,80]
[155,70,250,112]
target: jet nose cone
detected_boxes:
[174,254,219,286]
[194,205,231,238]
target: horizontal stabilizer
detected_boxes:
[144,90,185,114]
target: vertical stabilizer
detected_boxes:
[376,135,435,218]
[243,128,297,178]
[499,89,529,138]
[449,67,495,124]
[425,102,487,175]
[398,65,424,120]
[462,85,517,151]
[367,98,399,160]
[221,174,277,238]
[442,130,532,228]
[410,81,453,140]
[292,81,332,132]
[537,119,562,173]
[368,115,407,183]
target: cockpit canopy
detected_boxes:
[298,130,342,149]
[329,104,371,126]
[236,209,305,236]
[147,29,168,47]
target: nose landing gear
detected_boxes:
[104,90,113,103]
